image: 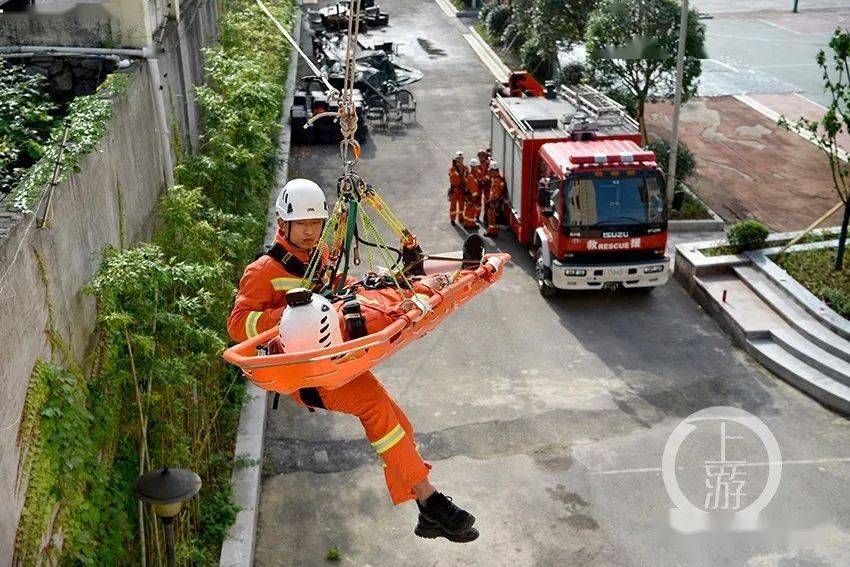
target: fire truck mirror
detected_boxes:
[672,190,685,212]
[537,185,552,208]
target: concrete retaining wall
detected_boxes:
[0,2,219,559]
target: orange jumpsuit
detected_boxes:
[486,173,506,236]
[473,164,490,214]
[229,233,431,505]
[448,162,467,224]
[462,172,481,229]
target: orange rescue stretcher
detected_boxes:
[223,253,510,394]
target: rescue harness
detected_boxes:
[224,1,511,395]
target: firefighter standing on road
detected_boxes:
[228,179,479,543]
[486,161,506,236]
[462,157,482,230]
[447,151,468,226]
[473,151,491,221]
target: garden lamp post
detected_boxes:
[134,467,202,567]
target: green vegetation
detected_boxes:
[585,0,705,141]
[779,29,850,270]
[6,72,129,213]
[479,0,592,79]
[13,0,296,563]
[0,65,59,197]
[670,191,711,221]
[778,247,850,319]
[326,546,342,561]
[701,229,840,257]
[727,220,769,253]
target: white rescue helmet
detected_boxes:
[454,151,464,160]
[276,179,329,222]
[469,157,480,168]
[489,161,500,170]
[278,288,343,352]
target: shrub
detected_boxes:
[520,36,551,79]
[0,65,58,196]
[647,138,696,184]
[727,220,769,252]
[558,61,585,86]
[486,4,512,39]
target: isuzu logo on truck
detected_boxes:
[602,231,630,239]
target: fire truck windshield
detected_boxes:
[564,174,664,228]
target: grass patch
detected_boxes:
[700,231,841,257]
[777,247,850,319]
[473,22,522,71]
[670,191,712,220]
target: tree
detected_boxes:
[779,30,850,270]
[584,0,705,141]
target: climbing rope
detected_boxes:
[255,0,336,94]
[257,0,425,298]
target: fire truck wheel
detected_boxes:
[535,259,557,298]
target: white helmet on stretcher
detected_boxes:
[276,179,329,222]
[279,288,343,352]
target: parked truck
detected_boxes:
[489,72,682,296]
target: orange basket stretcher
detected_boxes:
[223,253,510,394]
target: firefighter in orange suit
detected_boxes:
[486,161,506,236]
[477,148,491,183]
[228,178,479,543]
[473,151,491,219]
[462,157,482,230]
[447,151,467,226]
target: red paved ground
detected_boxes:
[647,96,844,231]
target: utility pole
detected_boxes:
[793,0,799,13]
[666,0,689,203]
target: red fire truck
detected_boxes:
[489,72,681,296]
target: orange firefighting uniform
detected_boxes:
[462,171,481,229]
[228,231,431,505]
[486,172,506,236]
[448,162,467,224]
[473,163,490,214]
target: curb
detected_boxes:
[668,218,725,232]
[463,21,510,82]
[218,11,302,567]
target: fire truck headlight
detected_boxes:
[644,265,665,274]
[564,269,587,277]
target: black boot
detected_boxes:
[462,233,485,268]
[414,513,479,543]
[417,492,476,533]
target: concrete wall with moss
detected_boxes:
[0,2,220,558]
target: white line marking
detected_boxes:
[754,63,818,69]
[757,18,803,36]
[433,0,457,19]
[734,94,781,122]
[592,457,850,476]
[794,92,829,111]
[708,58,739,72]
[706,33,825,45]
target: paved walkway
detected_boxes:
[647,96,844,231]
